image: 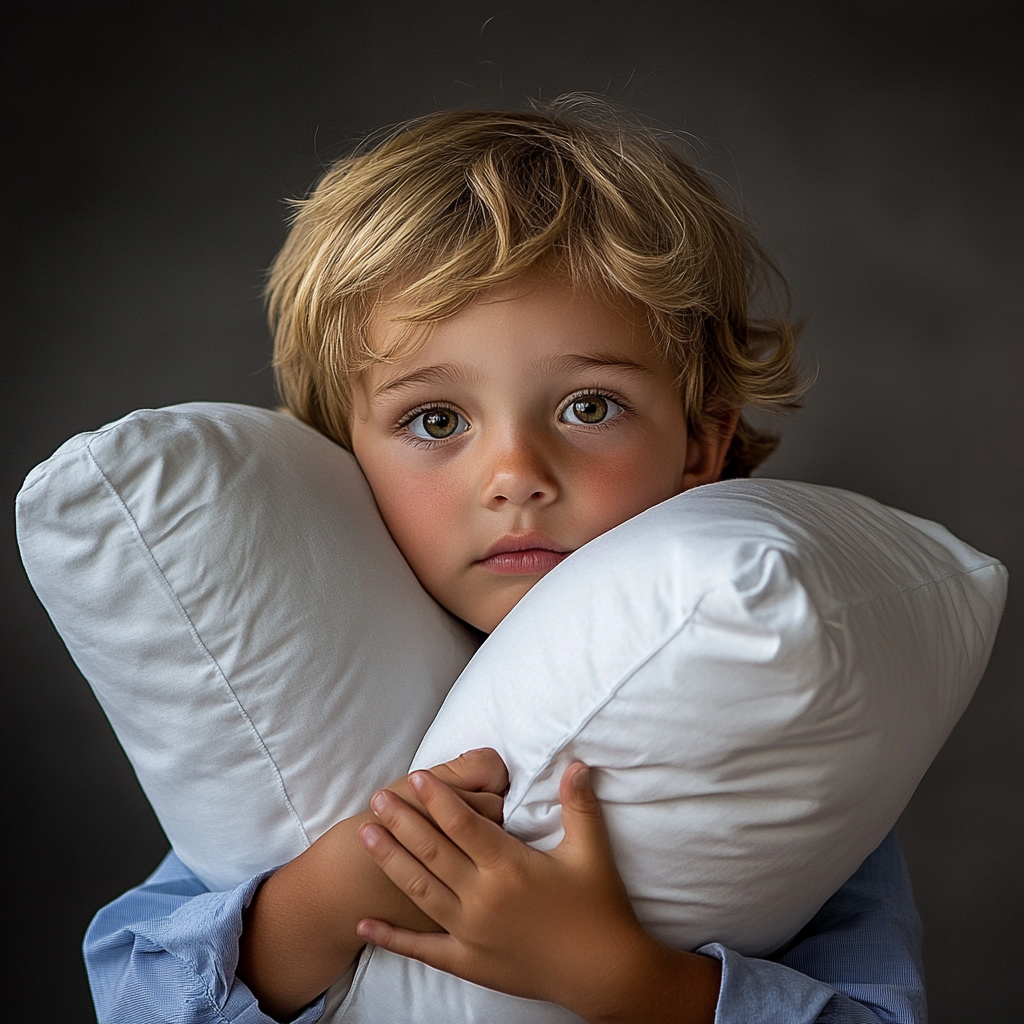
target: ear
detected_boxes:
[681,409,740,490]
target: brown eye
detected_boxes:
[408,407,468,440]
[572,396,607,423]
[561,394,622,426]
[423,410,456,437]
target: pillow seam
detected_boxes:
[84,442,312,851]
[504,557,1004,820]
[504,592,712,820]
[811,558,1005,617]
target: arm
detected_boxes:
[84,749,508,1024]
[358,767,926,1024]
[238,748,507,1019]
[84,851,327,1024]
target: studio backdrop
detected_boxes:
[3,4,1021,1022]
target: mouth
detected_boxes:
[475,533,573,576]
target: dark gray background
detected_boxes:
[3,3,1021,1021]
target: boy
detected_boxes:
[85,102,925,1023]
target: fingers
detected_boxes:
[430,748,509,796]
[387,749,506,829]
[555,763,615,866]
[358,820,462,924]
[365,790,476,896]
[458,789,505,825]
[406,770,511,868]
[356,918,459,971]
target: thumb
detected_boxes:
[431,748,509,794]
[555,762,613,863]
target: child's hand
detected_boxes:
[238,748,509,1021]
[355,764,721,1024]
[385,746,507,828]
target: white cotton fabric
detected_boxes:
[415,477,1005,952]
[17,402,1006,1024]
[339,475,1006,1022]
[16,403,479,891]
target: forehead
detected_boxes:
[363,278,657,376]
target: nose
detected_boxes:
[480,429,559,510]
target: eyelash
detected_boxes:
[558,388,630,428]
[394,388,631,446]
[395,403,467,448]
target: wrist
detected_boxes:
[238,821,369,1019]
[576,932,721,1024]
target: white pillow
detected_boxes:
[18,402,1006,1024]
[16,403,479,891]
[342,476,1007,1023]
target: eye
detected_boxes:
[405,406,469,440]
[560,393,624,426]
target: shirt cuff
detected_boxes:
[698,943,836,1024]
[134,870,327,1024]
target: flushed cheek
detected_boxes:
[568,451,684,539]
[369,464,469,587]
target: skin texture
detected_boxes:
[238,749,509,1021]
[358,765,722,1024]
[350,277,736,633]
[239,278,737,1022]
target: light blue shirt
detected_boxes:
[84,829,925,1023]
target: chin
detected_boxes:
[467,608,506,635]
[469,596,524,634]
[450,576,543,634]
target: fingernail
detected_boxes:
[370,791,387,814]
[572,766,591,791]
[359,824,381,848]
[408,771,429,792]
[356,920,379,941]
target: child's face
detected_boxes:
[350,278,733,632]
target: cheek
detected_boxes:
[570,444,685,536]
[363,457,465,582]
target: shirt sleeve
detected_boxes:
[698,830,927,1024]
[83,851,326,1024]
[85,833,925,1024]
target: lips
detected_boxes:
[475,534,572,576]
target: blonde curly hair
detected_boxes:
[268,99,805,477]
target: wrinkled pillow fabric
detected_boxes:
[17,403,478,891]
[418,478,1005,951]
[341,477,1006,1023]
[18,403,1006,1024]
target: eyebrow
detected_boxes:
[548,354,657,379]
[371,363,477,399]
[371,353,655,400]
